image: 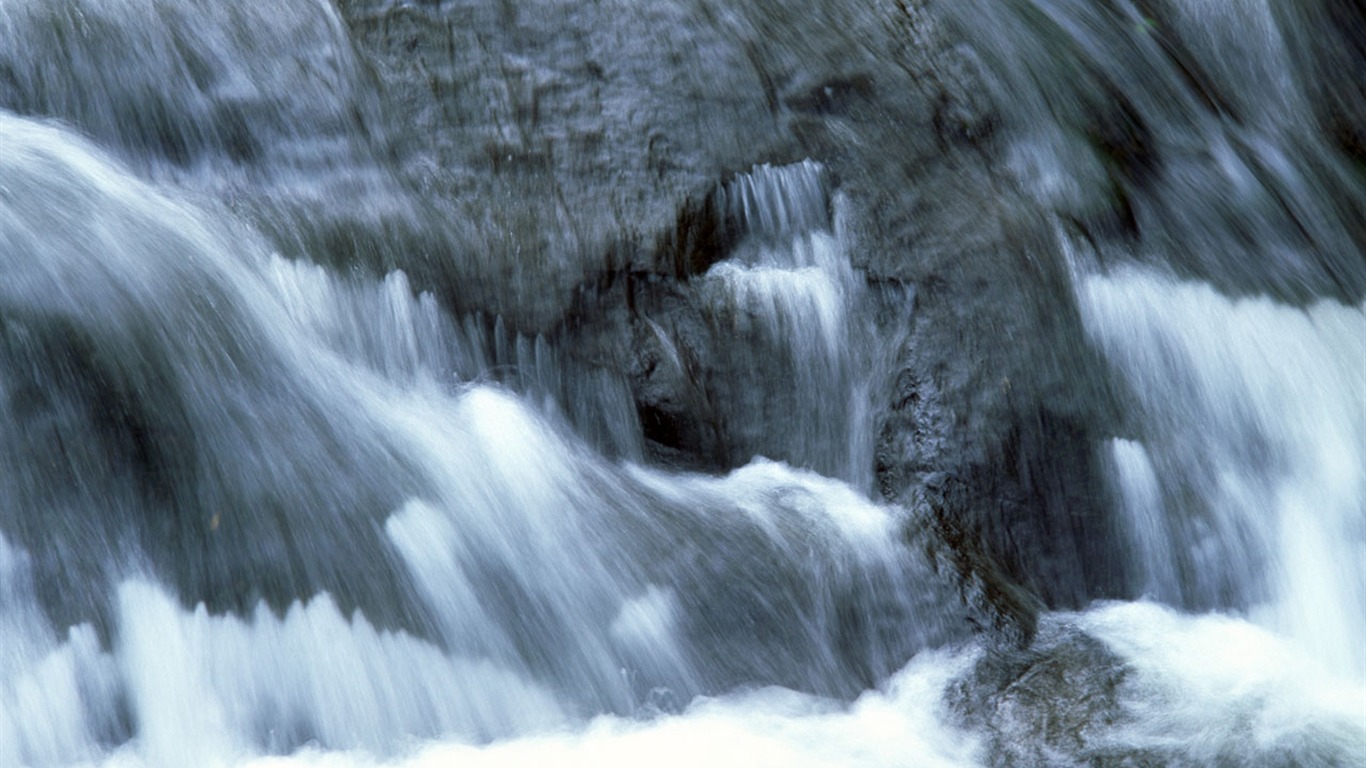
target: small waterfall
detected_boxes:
[0,113,957,764]
[3,0,1364,764]
[264,258,644,460]
[722,160,831,241]
[702,161,875,489]
[1106,438,1179,602]
[0,536,120,768]
[0,0,384,184]
[1079,265,1366,678]
[951,0,1366,681]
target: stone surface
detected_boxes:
[948,621,1135,767]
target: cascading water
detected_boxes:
[947,0,1366,684]
[701,160,876,489]
[943,0,1365,304]
[942,0,1366,758]
[0,112,958,765]
[1,0,1364,766]
[1081,266,1366,677]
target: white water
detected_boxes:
[701,161,875,488]
[1105,438,1180,602]
[1075,602,1366,763]
[71,641,985,768]
[1,163,1357,767]
[0,114,954,766]
[8,589,1360,768]
[1081,266,1366,679]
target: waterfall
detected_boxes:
[1080,267,1366,677]
[701,160,876,489]
[1,0,1363,765]
[0,111,957,765]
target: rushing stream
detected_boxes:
[1,0,1363,766]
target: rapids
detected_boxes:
[1,0,1362,766]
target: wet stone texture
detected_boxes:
[948,623,1133,767]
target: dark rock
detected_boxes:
[844,143,1128,613]
[948,621,1133,767]
[783,73,876,116]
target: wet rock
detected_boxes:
[943,0,1366,304]
[846,142,1127,614]
[948,621,1133,767]
[334,0,799,331]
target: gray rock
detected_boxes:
[948,622,1134,767]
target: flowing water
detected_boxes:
[1,0,1363,766]
[703,160,876,489]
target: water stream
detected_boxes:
[1,0,1362,766]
